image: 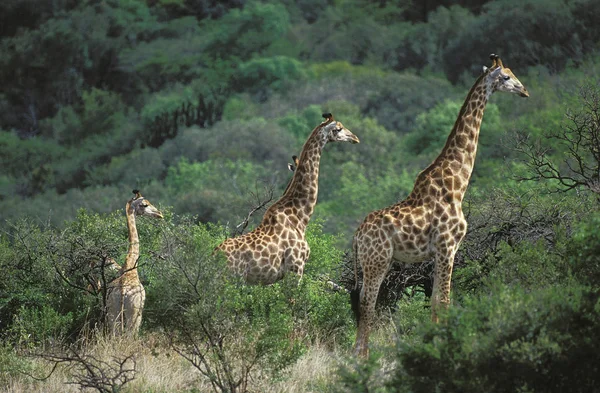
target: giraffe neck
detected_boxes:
[267,128,327,230]
[123,202,140,282]
[414,74,491,198]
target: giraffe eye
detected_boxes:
[503,75,510,81]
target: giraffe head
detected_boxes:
[483,54,529,98]
[129,189,163,219]
[320,113,360,144]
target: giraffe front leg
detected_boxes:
[431,246,457,323]
[283,242,309,285]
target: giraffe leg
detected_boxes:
[354,256,391,357]
[283,242,309,285]
[106,287,124,335]
[431,246,457,323]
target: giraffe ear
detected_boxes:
[482,65,489,73]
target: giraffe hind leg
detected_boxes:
[353,253,392,357]
[431,247,457,323]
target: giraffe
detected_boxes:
[285,153,347,294]
[86,256,119,293]
[351,54,529,357]
[216,113,359,284]
[106,190,163,335]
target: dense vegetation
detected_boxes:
[1,0,600,392]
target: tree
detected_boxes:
[515,83,600,197]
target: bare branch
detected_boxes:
[514,82,600,197]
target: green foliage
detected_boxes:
[9,306,73,348]
[315,161,415,239]
[164,157,276,223]
[277,105,323,142]
[201,1,291,61]
[146,217,353,390]
[0,206,164,344]
[236,56,308,100]
[404,100,462,156]
[140,84,199,126]
[403,100,501,161]
[443,0,594,82]
[80,88,127,138]
[85,148,166,187]
[567,211,600,285]
[1,3,600,389]
[0,131,65,196]
[384,5,476,72]
[455,240,566,300]
[363,73,459,133]
[0,342,35,386]
[390,284,600,393]
[222,94,260,121]
[334,352,388,393]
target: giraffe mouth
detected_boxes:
[348,135,360,144]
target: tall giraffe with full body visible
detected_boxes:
[216,114,359,284]
[352,55,529,357]
[106,190,163,335]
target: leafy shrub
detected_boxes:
[403,100,501,161]
[8,306,73,348]
[164,157,280,224]
[0,206,164,344]
[388,284,600,393]
[567,211,600,285]
[363,72,458,134]
[145,219,303,391]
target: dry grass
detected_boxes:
[261,344,342,393]
[1,334,206,393]
[1,334,355,393]
[1,314,404,393]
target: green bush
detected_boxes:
[0,206,165,344]
[568,211,600,285]
[390,284,600,393]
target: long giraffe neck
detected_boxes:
[266,127,327,230]
[123,202,140,282]
[412,74,491,199]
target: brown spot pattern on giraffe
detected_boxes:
[351,56,529,357]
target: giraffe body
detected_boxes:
[106,190,163,335]
[352,55,529,357]
[217,114,359,284]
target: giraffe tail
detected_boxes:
[350,237,361,326]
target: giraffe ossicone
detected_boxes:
[106,189,163,336]
[351,54,528,357]
[216,113,359,285]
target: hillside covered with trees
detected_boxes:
[1,0,600,392]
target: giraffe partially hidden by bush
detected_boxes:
[106,190,163,335]
[351,54,529,357]
[216,113,359,284]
